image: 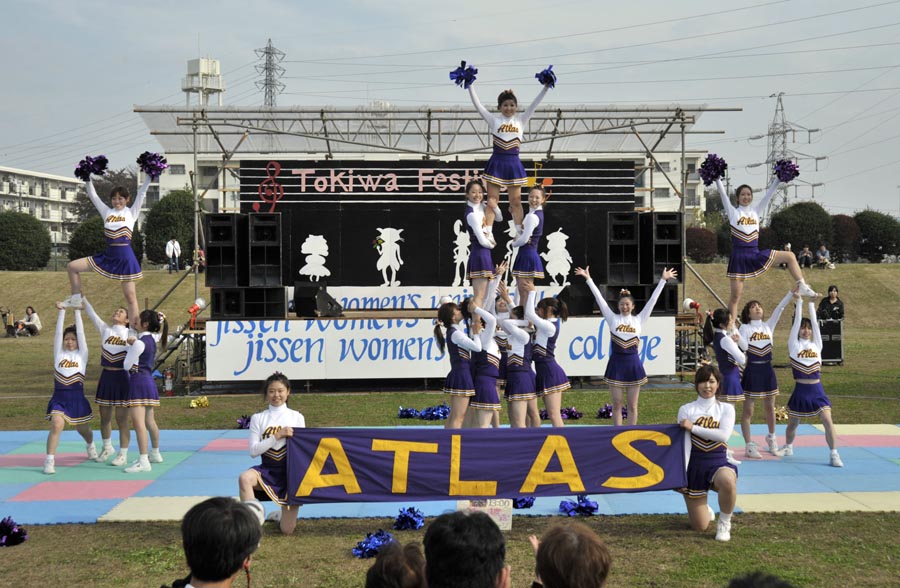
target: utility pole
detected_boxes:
[255,39,286,107]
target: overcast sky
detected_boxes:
[2,0,900,218]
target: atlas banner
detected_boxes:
[286,425,687,504]
[206,314,675,380]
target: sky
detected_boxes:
[2,0,900,218]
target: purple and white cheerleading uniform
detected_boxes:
[124,332,159,407]
[716,177,780,279]
[713,330,746,403]
[525,291,570,397]
[471,308,501,411]
[500,318,536,401]
[248,404,306,505]
[677,395,737,498]
[738,291,792,398]
[83,300,130,407]
[442,325,481,397]
[465,202,496,280]
[46,308,92,425]
[85,175,150,281]
[786,300,832,418]
[512,207,544,279]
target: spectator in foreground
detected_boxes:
[817,285,844,320]
[424,511,509,588]
[162,496,262,588]
[365,541,426,588]
[528,521,612,588]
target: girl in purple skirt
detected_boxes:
[500,307,540,428]
[238,373,306,534]
[122,309,167,473]
[781,292,843,467]
[43,303,98,475]
[464,179,500,307]
[63,174,151,324]
[435,300,483,428]
[524,288,570,427]
[511,186,549,306]
[715,178,817,322]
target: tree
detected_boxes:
[830,214,861,263]
[73,167,138,221]
[67,216,143,262]
[0,211,52,270]
[143,189,195,265]
[769,201,833,253]
[686,227,717,262]
[854,209,900,262]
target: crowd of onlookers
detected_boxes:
[791,244,833,270]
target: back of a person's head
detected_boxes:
[424,511,506,588]
[181,497,262,583]
[727,571,796,588]
[365,541,426,588]
[536,522,611,588]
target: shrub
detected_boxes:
[769,201,833,252]
[686,227,717,262]
[831,214,861,263]
[854,210,900,263]
[143,190,195,265]
[0,211,52,270]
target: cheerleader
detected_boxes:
[63,174,151,324]
[435,300,483,429]
[715,177,817,322]
[711,309,747,404]
[464,179,501,307]
[511,186,549,307]
[122,309,167,473]
[469,296,502,428]
[737,291,793,458]
[781,293,843,467]
[500,309,540,428]
[82,298,131,466]
[524,288,570,428]
[238,372,306,535]
[43,303,98,474]
[575,266,677,425]
[468,79,552,232]
[677,365,738,542]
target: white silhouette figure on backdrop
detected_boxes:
[542,227,572,287]
[375,227,404,286]
[298,234,331,281]
[451,219,471,287]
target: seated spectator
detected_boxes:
[162,497,262,588]
[15,306,42,336]
[816,244,831,269]
[727,571,797,588]
[528,521,612,588]
[817,285,844,320]
[797,246,813,269]
[424,511,509,588]
[366,541,426,588]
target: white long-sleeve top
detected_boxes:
[248,404,306,459]
[585,277,667,345]
[123,331,151,371]
[466,203,495,248]
[500,317,531,361]
[738,291,793,360]
[678,395,735,459]
[87,175,151,240]
[468,85,549,148]
[449,325,483,353]
[715,329,747,367]
[524,290,559,355]
[82,299,130,368]
[510,206,542,248]
[788,300,823,378]
[54,308,88,386]
[715,177,778,245]
[474,307,499,359]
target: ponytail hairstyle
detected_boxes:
[537,297,568,322]
[139,309,161,333]
[262,372,291,396]
[740,300,762,325]
[712,308,731,330]
[459,296,475,327]
[434,302,459,353]
[497,89,517,109]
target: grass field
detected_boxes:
[0,265,898,587]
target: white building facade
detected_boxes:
[0,166,83,247]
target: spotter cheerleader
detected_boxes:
[238,373,306,534]
[524,289,570,428]
[82,298,132,466]
[43,303,97,475]
[469,296,503,428]
[511,186,549,307]
[486,267,510,428]
[677,365,738,542]
[715,176,816,322]
[500,309,540,428]
[576,266,677,425]
[781,292,843,467]
[464,179,501,307]
[711,308,747,466]
[122,309,167,473]
[737,291,793,459]
[63,173,151,323]
[435,300,483,429]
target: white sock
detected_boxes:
[830,449,839,456]
[118,448,128,458]
[45,454,54,463]
[784,443,793,449]
[719,512,733,523]
[86,442,96,450]
[139,454,150,464]
[150,448,161,455]
[102,439,113,449]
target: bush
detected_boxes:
[831,214,861,263]
[769,201,833,252]
[686,227,717,262]
[854,210,900,263]
[143,190,195,265]
[67,216,144,263]
[0,212,52,270]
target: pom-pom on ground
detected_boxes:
[559,494,599,517]
[352,529,394,558]
[392,507,424,530]
[0,516,28,547]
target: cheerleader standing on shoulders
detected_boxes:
[575,266,677,425]
[43,303,98,474]
[63,173,151,324]
[677,365,738,542]
[464,180,500,307]
[524,288,570,428]
[238,373,306,534]
[511,186,549,308]
[435,300,483,429]
[737,291,793,459]
[781,291,843,467]
[714,175,816,322]
[82,298,132,466]
[122,309,167,473]
[500,308,540,428]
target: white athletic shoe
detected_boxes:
[86,445,99,460]
[266,509,283,523]
[62,293,83,309]
[110,453,128,467]
[780,445,793,456]
[96,446,114,462]
[726,449,742,466]
[797,282,819,298]
[124,459,152,474]
[766,435,783,455]
[149,449,164,463]
[745,441,762,459]
[715,518,732,542]
[706,504,716,523]
[43,457,55,475]
[830,452,844,468]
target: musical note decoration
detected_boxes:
[255,161,284,212]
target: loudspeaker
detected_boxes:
[294,282,343,318]
[316,287,343,318]
[557,281,596,316]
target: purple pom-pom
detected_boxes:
[449,60,478,90]
[561,407,583,420]
[535,65,557,89]
[698,154,728,186]
[393,507,425,531]
[74,155,108,181]
[595,404,626,420]
[136,151,169,179]
[352,529,394,559]
[236,415,251,429]
[513,497,535,509]
[539,408,549,420]
[420,402,450,421]
[0,516,28,547]
[397,406,421,419]
[558,494,598,517]
[774,159,799,183]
